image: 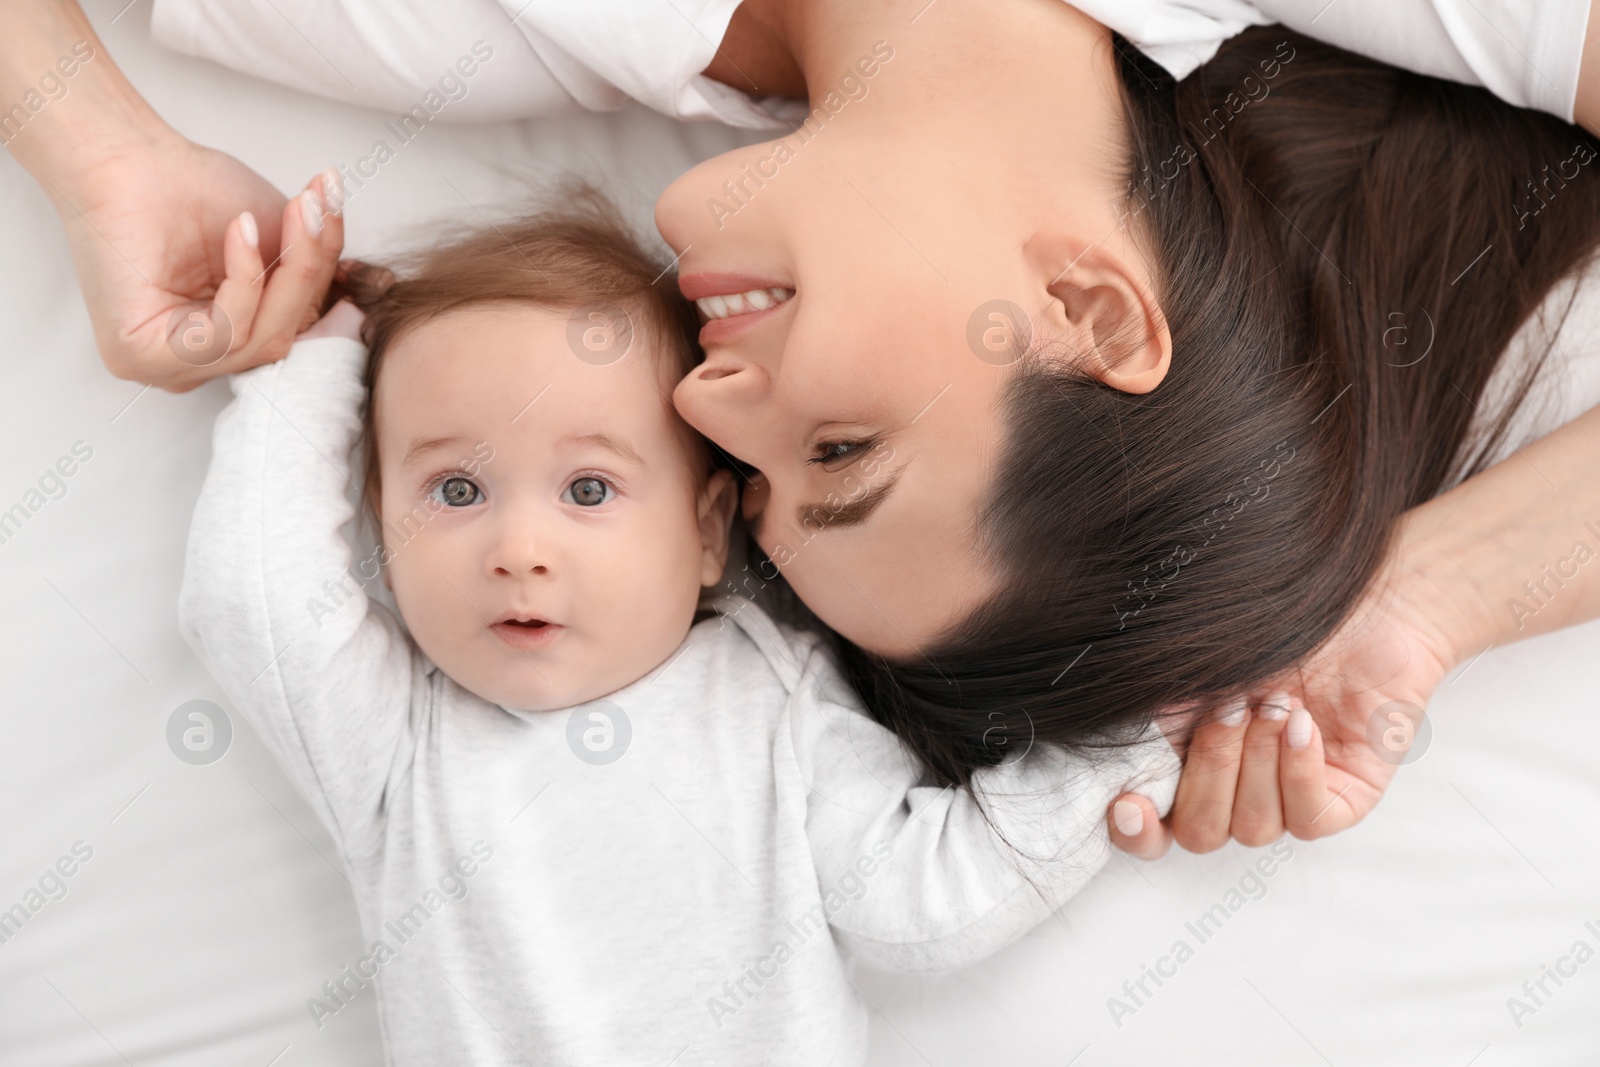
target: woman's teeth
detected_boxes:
[696,287,794,320]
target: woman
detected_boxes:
[655,0,1600,848]
[6,0,1600,859]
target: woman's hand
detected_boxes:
[1109,556,1457,859]
[1109,399,1600,858]
[3,0,344,392]
[58,143,346,392]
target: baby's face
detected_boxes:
[373,303,732,712]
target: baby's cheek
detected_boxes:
[622,535,703,649]
[387,547,464,656]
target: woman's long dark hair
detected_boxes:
[834,26,1600,787]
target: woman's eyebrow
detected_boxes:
[793,466,905,532]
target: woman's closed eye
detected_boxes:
[807,436,879,470]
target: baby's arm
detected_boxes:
[793,646,1179,975]
[177,324,422,871]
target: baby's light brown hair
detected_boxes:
[342,189,707,537]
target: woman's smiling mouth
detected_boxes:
[695,286,794,319]
[679,272,796,343]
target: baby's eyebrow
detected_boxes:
[562,432,645,466]
[402,434,471,470]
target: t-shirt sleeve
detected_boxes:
[1079,0,1592,122]
[148,0,801,127]
[149,0,589,121]
[1072,0,1275,85]
[1261,0,1589,122]
[176,336,423,872]
[789,645,1181,975]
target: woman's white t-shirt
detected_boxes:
[150,0,1592,126]
[1077,0,1590,121]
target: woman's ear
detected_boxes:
[698,468,740,587]
[1033,236,1172,393]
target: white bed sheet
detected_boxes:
[0,6,1597,1066]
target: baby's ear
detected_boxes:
[697,468,739,587]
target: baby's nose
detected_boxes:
[493,558,549,577]
[488,528,554,578]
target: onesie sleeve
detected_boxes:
[177,336,423,871]
[791,644,1181,975]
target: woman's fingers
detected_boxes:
[235,169,346,370]
[1114,693,1334,857]
[1107,793,1172,860]
[1168,696,1251,853]
[209,209,266,352]
[1230,692,1291,846]
[162,209,266,382]
[1280,703,1333,839]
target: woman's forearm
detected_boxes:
[1,0,169,198]
[1395,403,1600,664]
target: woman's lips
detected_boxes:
[678,272,792,301]
[696,299,791,344]
[678,272,797,345]
[491,620,564,651]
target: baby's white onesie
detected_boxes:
[177,335,1180,1066]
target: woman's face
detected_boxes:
[656,33,1154,657]
[660,124,1013,657]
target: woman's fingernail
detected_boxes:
[1287,706,1313,749]
[322,167,344,216]
[1216,697,1249,728]
[238,211,258,250]
[1113,799,1144,837]
[301,189,325,236]
[1257,692,1289,722]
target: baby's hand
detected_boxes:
[297,296,366,342]
[297,258,394,343]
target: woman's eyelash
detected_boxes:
[807,438,878,467]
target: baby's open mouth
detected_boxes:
[491,615,564,651]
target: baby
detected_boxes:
[177,195,1179,1066]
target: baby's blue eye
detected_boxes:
[564,477,613,507]
[430,476,481,508]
